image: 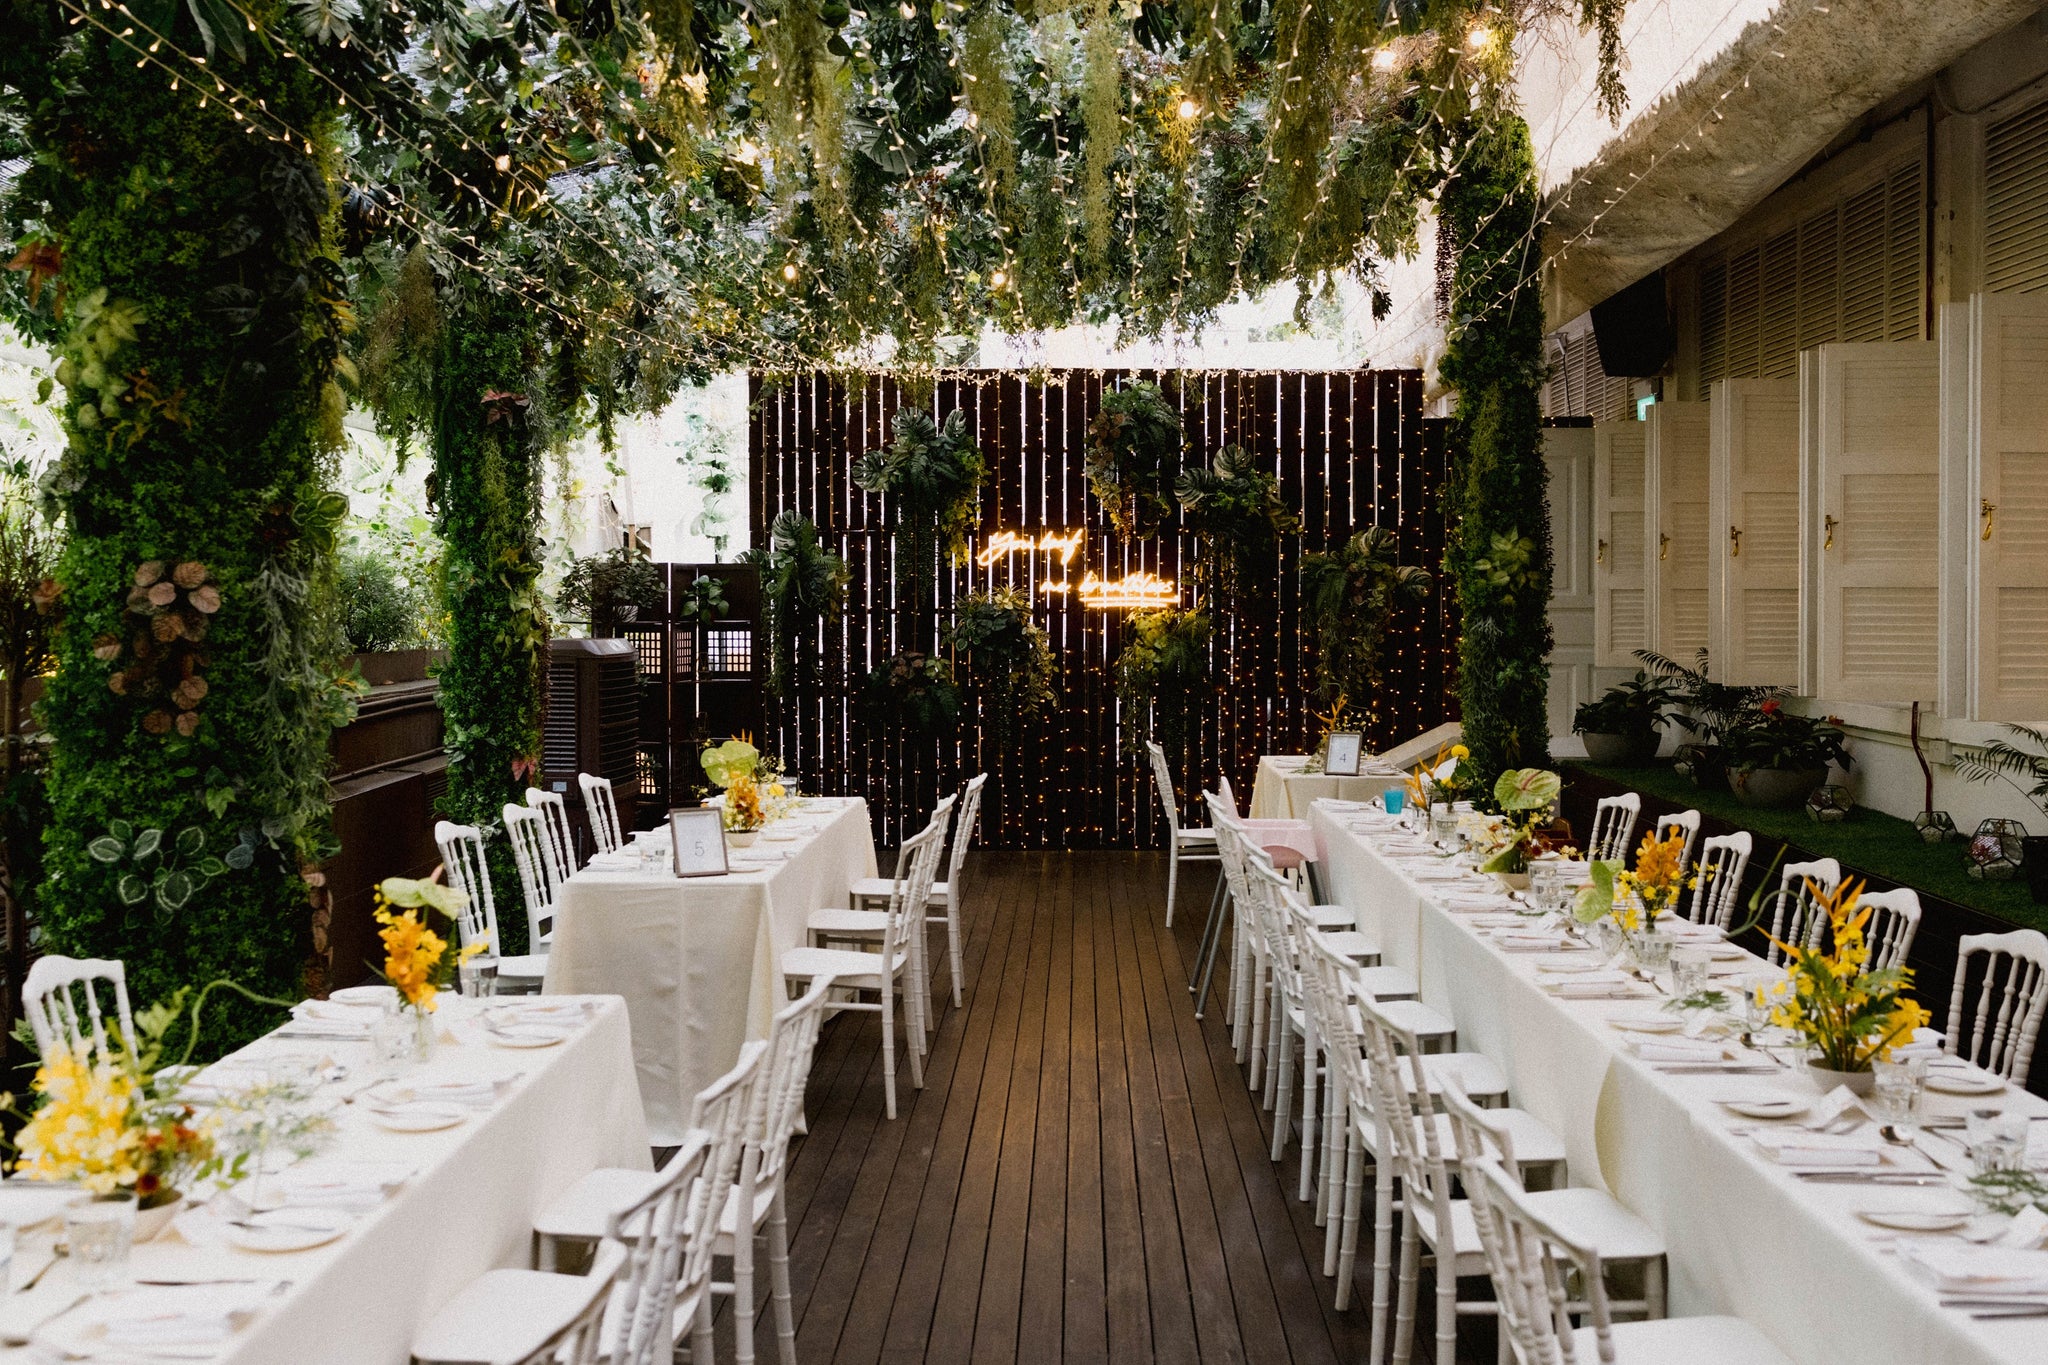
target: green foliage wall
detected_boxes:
[12,14,350,1042]
[428,293,548,954]
[1437,113,1553,789]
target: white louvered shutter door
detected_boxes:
[1593,421,1648,668]
[1710,379,1802,686]
[1815,342,1942,703]
[1969,293,2048,720]
[1646,402,1710,661]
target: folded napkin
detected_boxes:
[1899,1243,2048,1295]
[267,1162,411,1213]
[1470,914,1534,928]
[180,1064,274,1100]
[1496,933,1571,952]
[1635,1039,1728,1063]
[1751,1131,1886,1167]
[92,1282,278,1348]
[1548,980,1639,999]
[375,1079,498,1107]
[1889,1027,1948,1062]
[1543,969,1633,987]
[290,1000,377,1028]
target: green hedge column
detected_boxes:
[430,293,547,954]
[1437,113,1554,787]
[20,15,349,1040]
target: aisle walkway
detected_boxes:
[747,850,1405,1365]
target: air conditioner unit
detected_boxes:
[540,637,640,853]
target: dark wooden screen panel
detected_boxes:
[750,370,1459,848]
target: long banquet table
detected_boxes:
[543,796,878,1144]
[1311,800,2048,1365]
[0,995,646,1362]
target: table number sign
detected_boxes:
[669,808,730,878]
[1323,731,1365,777]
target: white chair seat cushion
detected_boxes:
[1305,905,1356,930]
[1176,829,1219,846]
[807,907,889,937]
[1320,930,1382,962]
[1416,1051,1507,1099]
[1372,998,1455,1042]
[1352,965,1420,1000]
[1572,1317,1791,1364]
[1407,1110,1566,1174]
[1431,1188,1662,1274]
[782,945,905,988]
[498,953,548,980]
[411,1266,603,1363]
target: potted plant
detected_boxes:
[1955,725,2048,903]
[948,588,1057,754]
[1175,445,1300,612]
[1720,700,1851,810]
[554,547,665,637]
[1112,608,1212,755]
[859,650,962,738]
[1636,649,1785,790]
[1572,671,1681,766]
[853,408,986,600]
[1085,381,1182,538]
[1301,527,1431,730]
[1766,879,1932,1094]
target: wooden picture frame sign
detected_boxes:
[669,808,730,878]
[1323,732,1365,777]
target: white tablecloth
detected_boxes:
[0,996,646,1362]
[1248,754,1407,820]
[543,797,878,1144]
[1313,802,2048,1365]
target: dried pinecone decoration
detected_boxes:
[103,560,221,740]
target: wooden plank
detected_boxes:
[1015,855,1075,1353]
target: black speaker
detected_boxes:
[1591,271,1674,378]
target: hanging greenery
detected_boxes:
[3,6,354,1043]
[1437,111,1553,787]
[948,588,1057,754]
[0,474,59,1025]
[1175,445,1300,611]
[746,509,850,695]
[853,408,987,602]
[1086,381,1183,538]
[860,649,962,737]
[555,548,667,637]
[1300,526,1432,724]
[1114,607,1213,756]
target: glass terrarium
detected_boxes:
[1966,818,2028,881]
[1806,784,1854,824]
[1913,810,1959,843]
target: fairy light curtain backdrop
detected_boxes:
[750,368,1459,849]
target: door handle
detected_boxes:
[1596,538,1607,564]
[1823,514,1837,550]
[1982,499,1997,542]
[1729,525,1742,557]
[1659,532,1671,561]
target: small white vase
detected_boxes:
[728,829,759,848]
[134,1191,184,1243]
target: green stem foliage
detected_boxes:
[1437,112,1553,789]
[15,10,350,1048]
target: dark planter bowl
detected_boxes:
[1729,766,1828,810]
[1580,730,1660,766]
[2026,836,2048,906]
[1672,743,1727,792]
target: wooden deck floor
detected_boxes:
[738,849,1434,1365]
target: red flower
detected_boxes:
[1760,699,1782,717]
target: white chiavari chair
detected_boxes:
[808,795,955,1045]
[22,956,135,1064]
[1946,929,2048,1083]
[849,774,987,1011]
[1761,856,1842,966]
[1586,792,1641,862]
[1465,1158,1792,1365]
[577,772,624,855]
[410,1240,627,1365]
[1147,741,1221,926]
[784,815,946,1118]
[502,803,559,958]
[433,820,548,993]
[525,786,579,881]
[1856,887,1922,973]
[1683,831,1752,929]
[1651,808,1701,868]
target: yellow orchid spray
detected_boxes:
[375,877,485,1014]
[1767,879,1931,1072]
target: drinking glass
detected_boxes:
[1739,976,1778,1038]
[1870,1057,1926,1135]
[1382,788,1405,817]
[1429,807,1457,850]
[1632,931,1674,978]
[369,1010,414,1080]
[1591,918,1622,961]
[1969,1117,2028,1175]
[65,1197,134,1289]
[1670,949,1711,999]
[460,953,500,999]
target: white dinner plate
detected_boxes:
[1856,1203,1974,1233]
[1608,1013,1684,1034]
[1540,958,1612,974]
[223,1207,355,1252]
[365,1102,469,1133]
[1719,1097,1809,1121]
[1926,1070,2007,1096]
[328,985,398,1008]
[485,1024,568,1049]
[1701,943,1752,961]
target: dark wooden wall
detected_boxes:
[751,369,1459,849]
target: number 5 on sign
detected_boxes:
[669,808,729,878]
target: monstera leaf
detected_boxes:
[1572,859,1621,926]
[700,738,760,790]
[1493,767,1560,812]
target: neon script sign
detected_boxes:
[975,528,1085,568]
[975,527,1181,609]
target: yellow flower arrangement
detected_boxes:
[375,877,484,1014]
[1408,742,1476,809]
[1615,829,1687,928]
[11,1043,217,1203]
[724,771,766,832]
[1768,879,1931,1073]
